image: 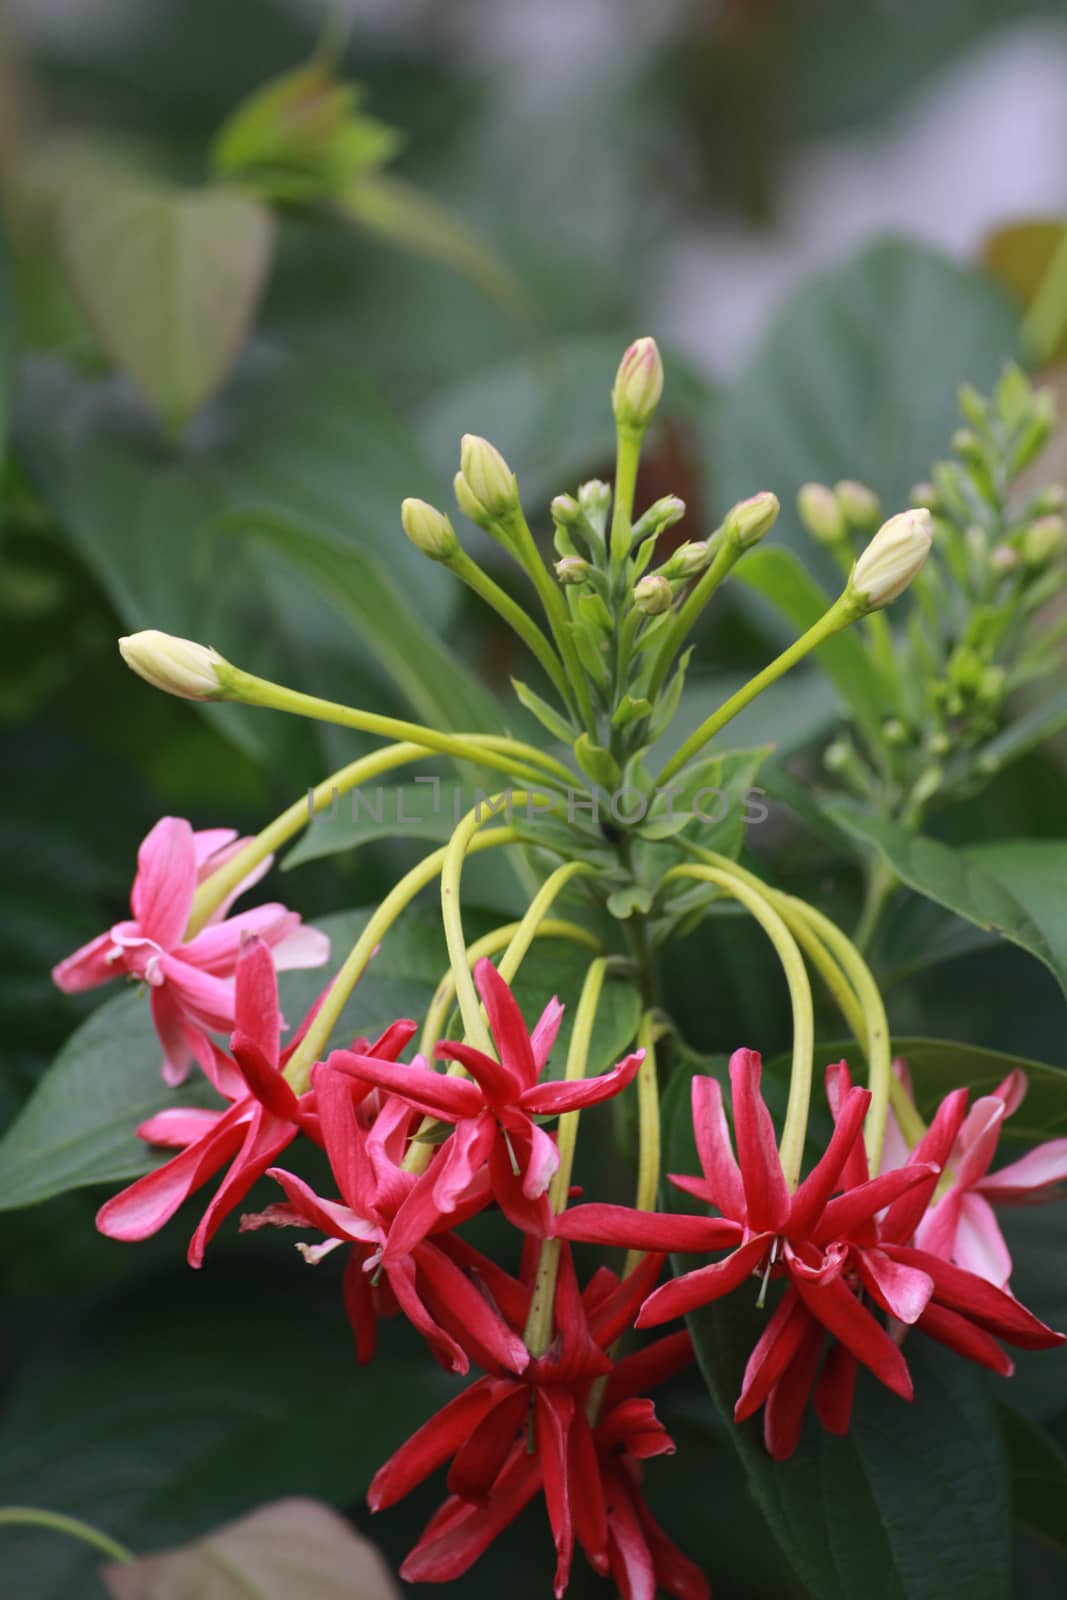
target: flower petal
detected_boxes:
[552,1203,742,1255]
[530,996,565,1075]
[916,1302,1014,1375]
[763,1315,824,1461]
[368,1378,499,1511]
[729,1049,789,1233]
[131,817,198,948]
[690,1075,745,1220]
[397,1445,540,1584]
[977,1139,1067,1202]
[474,957,539,1090]
[636,1235,772,1328]
[855,1248,934,1325]
[414,1242,529,1376]
[446,1384,529,1501]
[813,1343,858,1436]
[96,1106,246,1242]
[435,1040,523,1106]
[327,1049,483,1120]
[792,1275,913,1401]
[949,1193,1014,1287]
[815,1163,938,1243]
[788,1083,871,1237]
[519,1050,643,1115]
[52,931,122,993]
[885,1245,1065,1350]
[734,1286,809,1422]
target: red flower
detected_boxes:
[368,1247,706,1598]
[884,1062,1067,1286]
[553,1052,1064,1458]
[328,957,643,1237]
[96,938,413,1267]
[242,1062,529,1378]
[53,817,329,1084]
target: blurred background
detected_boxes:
[2,1,1067,1595]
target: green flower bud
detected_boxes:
[1027,484,1067,517]
[660,540,711,579]
[459,434,519,519]
[725,490,780,550]
[823,739,851,773]
[1012,388,1056,474]
[850,509,933,610]
[633,574,673,615]
[797,482,847,545]
[835,479,881,530]
[989,543,1019,576]
[119,630,225,700]
[909,481,940,511]
[631,495,686,544]
[550,493,581,527]
[926,731,952,758]
[882,717,908,747]
[555,556,592,586]
[401,498,459,562]
[1023,514,1066,566]
[611,336,663,429]
[578,479,612,537]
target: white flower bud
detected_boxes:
[1023,515,1066,566]
[797,483,846,545]
[459,434,518,519]
[550,493,581,527]
[835,479,881,530]
[850,509,933,611]
[118,630,225,700]
[660,540,711,579]
[401,498,459,562]
[633,574,673,615]
[555,556,591,586]
[726,490,779,550]
[612,336,663,429]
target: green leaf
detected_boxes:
[339,175,534,335]
[511,678,575,745]
[711,239,1019,596]
[223,510,505,739]
[573,733,620,789]
[640,745,772,856]
[828,805,1067,1000]
[101,1498,399,1599]
[16,354,471,771]
[0,216,14,465]
[57,177,274,431]
[664,1066,1013,1600]
[999,1406,1067,1553]
[0,905,633,1211]
[284,780,464,868]
[976,683,1067,772]
[0,1270,450,1600]
[767,1037,1067,1144]
[734,546,887,737]
[0,908,448,1212]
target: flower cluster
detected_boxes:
[45,337,1067,1592]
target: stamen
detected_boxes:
[501,1124,522,1177]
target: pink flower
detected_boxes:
[242,1062,526,1378]
[96,938,414,1267]
[328,957,643,1238]
[52,816,329,1084]
[888,1063,1067,1287]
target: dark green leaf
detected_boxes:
[711,240,1019,598]
[0,215,14,465]
[0,1270,450,1600]
[999,1406,1067,1553]
[284,780,464,868]
[828,804,1067,1000]
[766,1038,1067,1144]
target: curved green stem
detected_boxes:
[217,663,575,788]
[0,1507,134,1566]
[657,589,863,786]
[186,742,430,935]
[623,1010,662,1278]
[448,546,573,707]
[853,855,899,954]
[524,957,608,1357]
[776,895,894,1173]
[283,827,521,1092]
[663,863,814,1188]
[646,535,738,700]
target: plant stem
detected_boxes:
[523,958,608,1357]
[609,426,642,564]
[663,863,815,1188]
[623,1010,662,1278]
[186,741,430,935]
[503,511,597,736]
[657,590,863,786]
[282,826,521,1092]
[646,535,738,700]
[219,664,575,788]
[449,546,574,707]
[853,855,899,954]
[0,1507,134,1566]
